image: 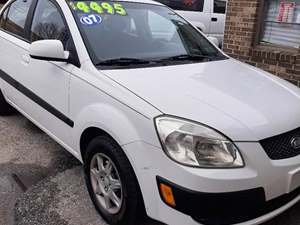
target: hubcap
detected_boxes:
[90,153,123,214]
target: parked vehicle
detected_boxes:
[155,0,227,45]
[1,0,300,225]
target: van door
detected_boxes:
[209,0,227,44]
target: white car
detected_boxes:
[0,0,300,225]
[154,0,227,44]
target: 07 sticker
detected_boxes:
[70,1,127,16]
[80,14,102,25]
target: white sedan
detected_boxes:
[0,0,300,225]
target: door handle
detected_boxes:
[21,54,30,65]
[211,17,218,22]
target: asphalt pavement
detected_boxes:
[1,113,300,225]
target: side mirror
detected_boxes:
[207,36,220,47]
[29,40,70,62]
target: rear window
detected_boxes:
[155,0,204,12]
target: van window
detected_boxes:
[214,0,226,14]
[0,0,33,38]
[156,0,204,12]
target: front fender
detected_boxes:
[72,102,160,160]
[74,102,139,144]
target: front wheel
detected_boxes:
[83,136,144,225]
[0,89,15,116]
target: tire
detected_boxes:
[0,89,15,116]
[83,136,145,225]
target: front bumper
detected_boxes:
[122,141,300,225]
[157,176,300,225]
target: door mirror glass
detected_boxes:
[29,40,70,62]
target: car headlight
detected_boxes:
[155,116,244,168]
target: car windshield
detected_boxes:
[68,0,227,68]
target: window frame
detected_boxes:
[28,0,80,66]
[0,0,34,42]
[0,0,80,66]
[29,0,67,44]
[0,4,9,27]
[213,0,226,14]
[255,0,300,51]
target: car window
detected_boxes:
[148,11,180,41]
[155,0,204,12]
[0,7,9,28]
[0,0,32,38]
[69,1,225,67]
[30,0,69,47]
[214,0,226,14]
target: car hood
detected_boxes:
[102,59,300,141]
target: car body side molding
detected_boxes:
[0,69,74,127]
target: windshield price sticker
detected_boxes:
[69,1,127,16]
[80,14,102,25]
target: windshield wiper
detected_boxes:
[158,54,217,62]
[97,58,151,66]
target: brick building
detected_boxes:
[223,0,300,87]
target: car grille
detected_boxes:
[260,127,300,160]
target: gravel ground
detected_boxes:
[1,113,300,225]
[0,114,160,225]
[15,167,160,225]
[0,114,80,225]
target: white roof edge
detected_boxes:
[116,0,163,5]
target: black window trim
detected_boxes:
[24,0,38,40]
[213,0,226,14]
[28,0,81,67]
[0,4,9,28]
[0,0,80,67]
[0,0,33,43]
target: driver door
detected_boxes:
[15,0,76,145]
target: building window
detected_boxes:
[261,0,300,49]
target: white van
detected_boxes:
[155,0,227,44]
